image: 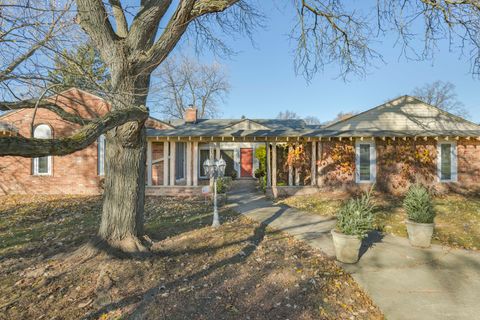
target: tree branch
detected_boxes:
[0,99,90,125]
[108,0,129,37]
[0,106,148,157]
[75,0,119,63]
[127,0,172,51]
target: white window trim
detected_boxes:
[198,146,211,179]
[437,141,457,182]
[98,134,106,176]
[355,139,376,183]
[32,124,52,176]
[33,156,52,176]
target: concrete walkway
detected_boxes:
[227,182,480,320]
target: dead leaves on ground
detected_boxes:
[0,195,382,320]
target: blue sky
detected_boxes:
[159,1,479,123]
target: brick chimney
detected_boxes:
[184,106,198,123]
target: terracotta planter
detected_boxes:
[406,220,434,248]
[331,229,362,264]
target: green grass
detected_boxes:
[282,193,480,251]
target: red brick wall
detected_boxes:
[0,89,108,195]
[317,138,480,195]
[453,138,480,194]
[317,140,356,190]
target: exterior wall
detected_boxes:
[315,138,480,195]
[0,89,108,195]
[317,140,356,190]
[453,138,480,194]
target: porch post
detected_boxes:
[266,142,271,187]
[271,142,277,186]
[311,141,317,186]
[147,140,152,186]
[215,142,221,160]
[186,141,192,186]
[317,141,322,186]
[192,141,198,186]
[272,142,277,197]
[170,142,176,186]
[288,145,293,186]
[163,141,169,186]
[295,143,300,186]
[209,143,214,188]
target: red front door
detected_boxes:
[240,148,253,177]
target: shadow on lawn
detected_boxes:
[85,205,289,319]
[0,196,101,263]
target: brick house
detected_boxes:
[0,88,168,195]
[2,89,480,196]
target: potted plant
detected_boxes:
[403,184,435,248]
[331,188,375,263]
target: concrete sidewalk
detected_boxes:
[227,183,480,320]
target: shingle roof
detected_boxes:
[148,96,480,138]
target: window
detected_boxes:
[199,149,210,178]
[175,142,186,180]
[98,134,106,176]
[33,124,52,175]
[438,142,457,182]
[355,140,376,183]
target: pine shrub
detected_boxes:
[336,187,375,238]
[403,184,435,223]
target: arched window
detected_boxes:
[33,124,52,175]
[98,134,106,176]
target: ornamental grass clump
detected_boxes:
[336,187,375,238]
[403,184,435,224]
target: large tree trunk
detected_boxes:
[98,67,150,252]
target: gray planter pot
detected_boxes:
[331,229,362,264]
[406,220,434,248]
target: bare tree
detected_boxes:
[304,116,321,125]
[277,110,300,120]
[277,110,321,125]
[154,56,229,119]
[325,111,357,125]
[413,81,470,118]
[0,1,74,99]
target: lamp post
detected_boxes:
[203,157,226,227]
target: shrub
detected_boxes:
[254,167,265,178]
[255,146,266,170]
[259,175,267,193]
[336,187,375,238]
[229,170,237,180]
[216,177,232,194]
[403,184,435,223]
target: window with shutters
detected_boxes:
[355,140,376,183]
[438,142,457,182]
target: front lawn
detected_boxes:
[280,193,480,251]
[0,195,382,319]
